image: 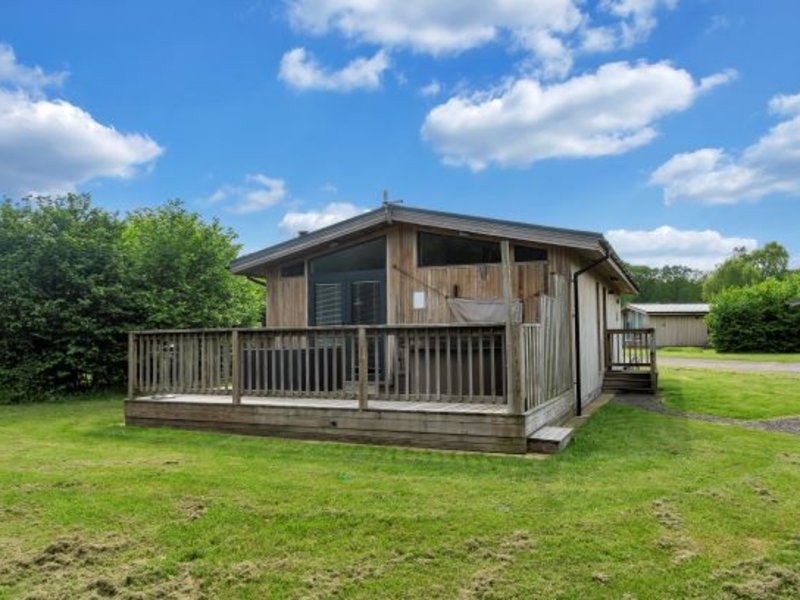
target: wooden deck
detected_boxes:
[125,394,527,454]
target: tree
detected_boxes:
[748,241,789,279]
[122,200,264,329]
[0,195,131,401]
[703,242,790,300]
[625,264,705,303]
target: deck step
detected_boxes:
[603,370,656,393]
[527,426,573,454]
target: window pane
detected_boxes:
[352,281,381,325]
[514,245,548,262]
[314,283,343,326]
[281,262,305,278]
[418,232,501,267]
[311,237,386,275]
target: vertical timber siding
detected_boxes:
[266,265,307,327]
[649,315,709,347]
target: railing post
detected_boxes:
[649,327,657,388]
[231,329,241,405]
[358,327,368,410]
[501,241,522,414]
[127,332,136,401]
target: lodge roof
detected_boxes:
[624,303,710,315]
[229,203,637,291]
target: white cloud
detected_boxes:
[285,0,674,80]
[0,89,163,196]
[421,61,731,171]
[208,174,287,213]
[651,91,800,204]
[0,43,67,92]
[279,202,368,234]
[279,47,389,92]
[0,44,162,196]
[419,80,442,97]
[600,0,677,48]
[287,0,581,55]
[606,225,757,270]
[769,92,800,117]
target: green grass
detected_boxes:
[2,396,800,598]
[660,346,800,363]
[660,367,800,420]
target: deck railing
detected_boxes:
[128,324,508,407]
[604,328,657,372]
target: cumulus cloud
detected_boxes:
[651,91,800,204]
[279,47,389,92]
[284,0,675,80]
[421,61,732,171]
[280,202,368,234]
[419,80,442,97]
[0,44,162,196]
[599,0,677,47]
[0,43,67,91]
[0,91,162,196]
[207,174,287,213]
[606,225,757,270]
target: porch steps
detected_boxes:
[603,371,656,393]
[527,426,573,454]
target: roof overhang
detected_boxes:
[229,204,638,293]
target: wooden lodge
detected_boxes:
[125,204,657,454]
[623,303,710,348]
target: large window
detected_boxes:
[418,232,501,267]
[514,245,548,262]
[310,237,386,275]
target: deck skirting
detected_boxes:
[125,399,528,454]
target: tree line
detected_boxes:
[625,242,793,303]
[0,195,263,402]
[625,242,798,352]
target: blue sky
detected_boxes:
[1,0,798,270]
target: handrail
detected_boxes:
[130,322,507,335]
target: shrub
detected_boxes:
[0,195,263,403]
[706,273,800,352]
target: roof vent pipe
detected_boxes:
[297,230,309,237]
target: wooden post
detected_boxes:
[231,330,241,404]
[127,332,136,400]
[358,327,368,410]
[649,327,657,390]
[501,241,522,414]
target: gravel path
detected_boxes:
[615,393,800,435]
[659,357,800,373]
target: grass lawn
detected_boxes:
[659,346,800,363]
[2,397,800,598]
[661,368,800,420]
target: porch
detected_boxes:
[125,323,573,453]
[603,328,659,393]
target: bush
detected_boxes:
[706,273,800,352]
[0,195,263,403]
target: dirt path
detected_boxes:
[615,393,800,435]
[659,357,800,373]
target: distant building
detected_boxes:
[623,303,710,347]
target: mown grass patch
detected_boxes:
[661,367,800,420]
[659,347,800,363]
[1,395,800,598]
